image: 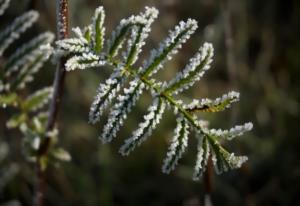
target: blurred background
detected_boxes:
[1,0,300,205]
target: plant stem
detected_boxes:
[34,1,69,206]
[203,157,213,206]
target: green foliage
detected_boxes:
[57,5,253,180]
[0,0,68,170]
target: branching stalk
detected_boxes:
[34,1,69,206]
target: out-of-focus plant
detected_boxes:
[0,0,70,181]
[56,5,253,180]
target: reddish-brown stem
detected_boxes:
[203,156,213,206]
[34,1,69,206]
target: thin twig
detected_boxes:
[34,1,69,206]
[203,156,213,206]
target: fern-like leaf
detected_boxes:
[163,42,213,95]
[184,91,240,113]
[141,19,198,77]
[120,97,166,155]
[208,122,253,141]
[9,43,53,90]
[89,69,125,124]
[0,0,10,16]
[162,116,189,174]
[92,6,105,54]
[4,32,54,78]
[0,10,38,56]
[101,78,145,142]
[56,5,253,180]
[193,135,210,180]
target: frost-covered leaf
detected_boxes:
[89,69,125,124]
[162,116,189,174]
[184,91,240,113]
[4,32,54,78]
[208,122,253,141]
[22,87,53,112]
[101,79,145,143]
[56,37,90,55]
[209,137,248,174]
[120,97,166,155]
[58,5,253,180]
[192,135,210,180]
[92,6,105,54]
[107,8,154,58]
[83,26,92,43]
[65,52,106,71]
[0,10,38,56]
[0,0,10,16]
[124,7,158,66]
[141,19,198,77]
[164,43,213,94]
[9,43,53,90]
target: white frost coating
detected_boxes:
[214,151,248,174]
[183,91,240,112]
[92,6,105,52]
[65,52,106,71]
[107,10,150,57]
[0,0,10,16]
[56,37,90,54]
[227,153,248,168]
[193,136,210,180]
[89,69,125,124]
[5,32,54,77]
[162,116,189,174]
[141,18,198,77]
[100,79,145,143]
[119,97,166,156]
[164,42,213,94]
[124,7,158,65]
[0,10,38,56]
[209,122,253,140]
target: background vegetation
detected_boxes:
[1,0,299,205]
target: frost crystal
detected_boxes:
[193,136,210,180]
[184,91,240,113]
[56,38,90,54]
[209,122,253,140]
[65,52,105,71]
[100,79,145,143]
[124,7,158,66]
[89,69,125,124]
[120,97,165,156]
[141,19,198,77]
[92,6,105,53]
[162,116,189,174]
[107,9,152,57]
[164,42,213,94]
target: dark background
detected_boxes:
[1,0,300,205]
